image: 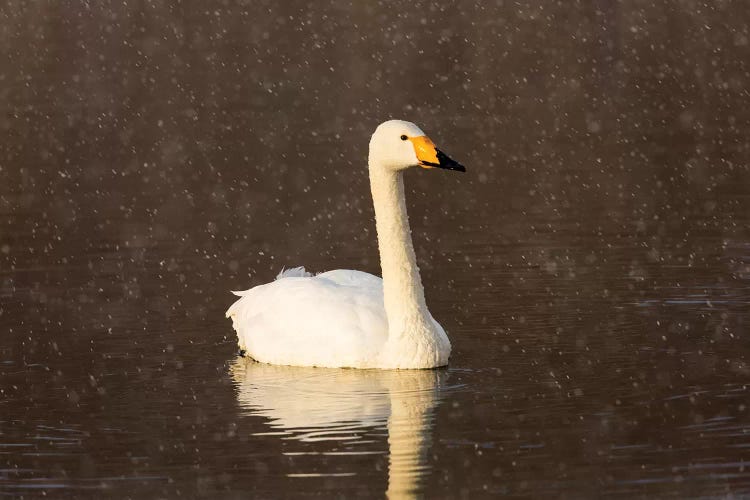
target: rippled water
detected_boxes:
[2,1,750,498]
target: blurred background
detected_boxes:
[1,1,749,497]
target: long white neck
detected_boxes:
[367,134,451,369]
[369,166,430,332]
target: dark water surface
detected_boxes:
[2,1,750,498]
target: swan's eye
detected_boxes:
[400,135,408,141]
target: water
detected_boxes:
[2,1,750,498]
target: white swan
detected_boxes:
[226,120,465,369]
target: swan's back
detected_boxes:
[226,268,389,368]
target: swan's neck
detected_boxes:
[369,166,431,341]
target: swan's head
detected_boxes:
[368,120,465,173]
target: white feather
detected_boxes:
[275,266,313,280]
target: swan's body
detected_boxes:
[226,120,465,369]
[227,267,448,368]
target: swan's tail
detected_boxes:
[226,265,312,354]
[226,266,312,319]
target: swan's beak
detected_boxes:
[410,136,466,172]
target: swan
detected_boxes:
[226,120,465,369]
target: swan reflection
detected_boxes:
[230,358,446,498]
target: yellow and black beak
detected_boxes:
[409,136,466,172]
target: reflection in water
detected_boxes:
[231,359,446,498]
[1,0,750,497]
